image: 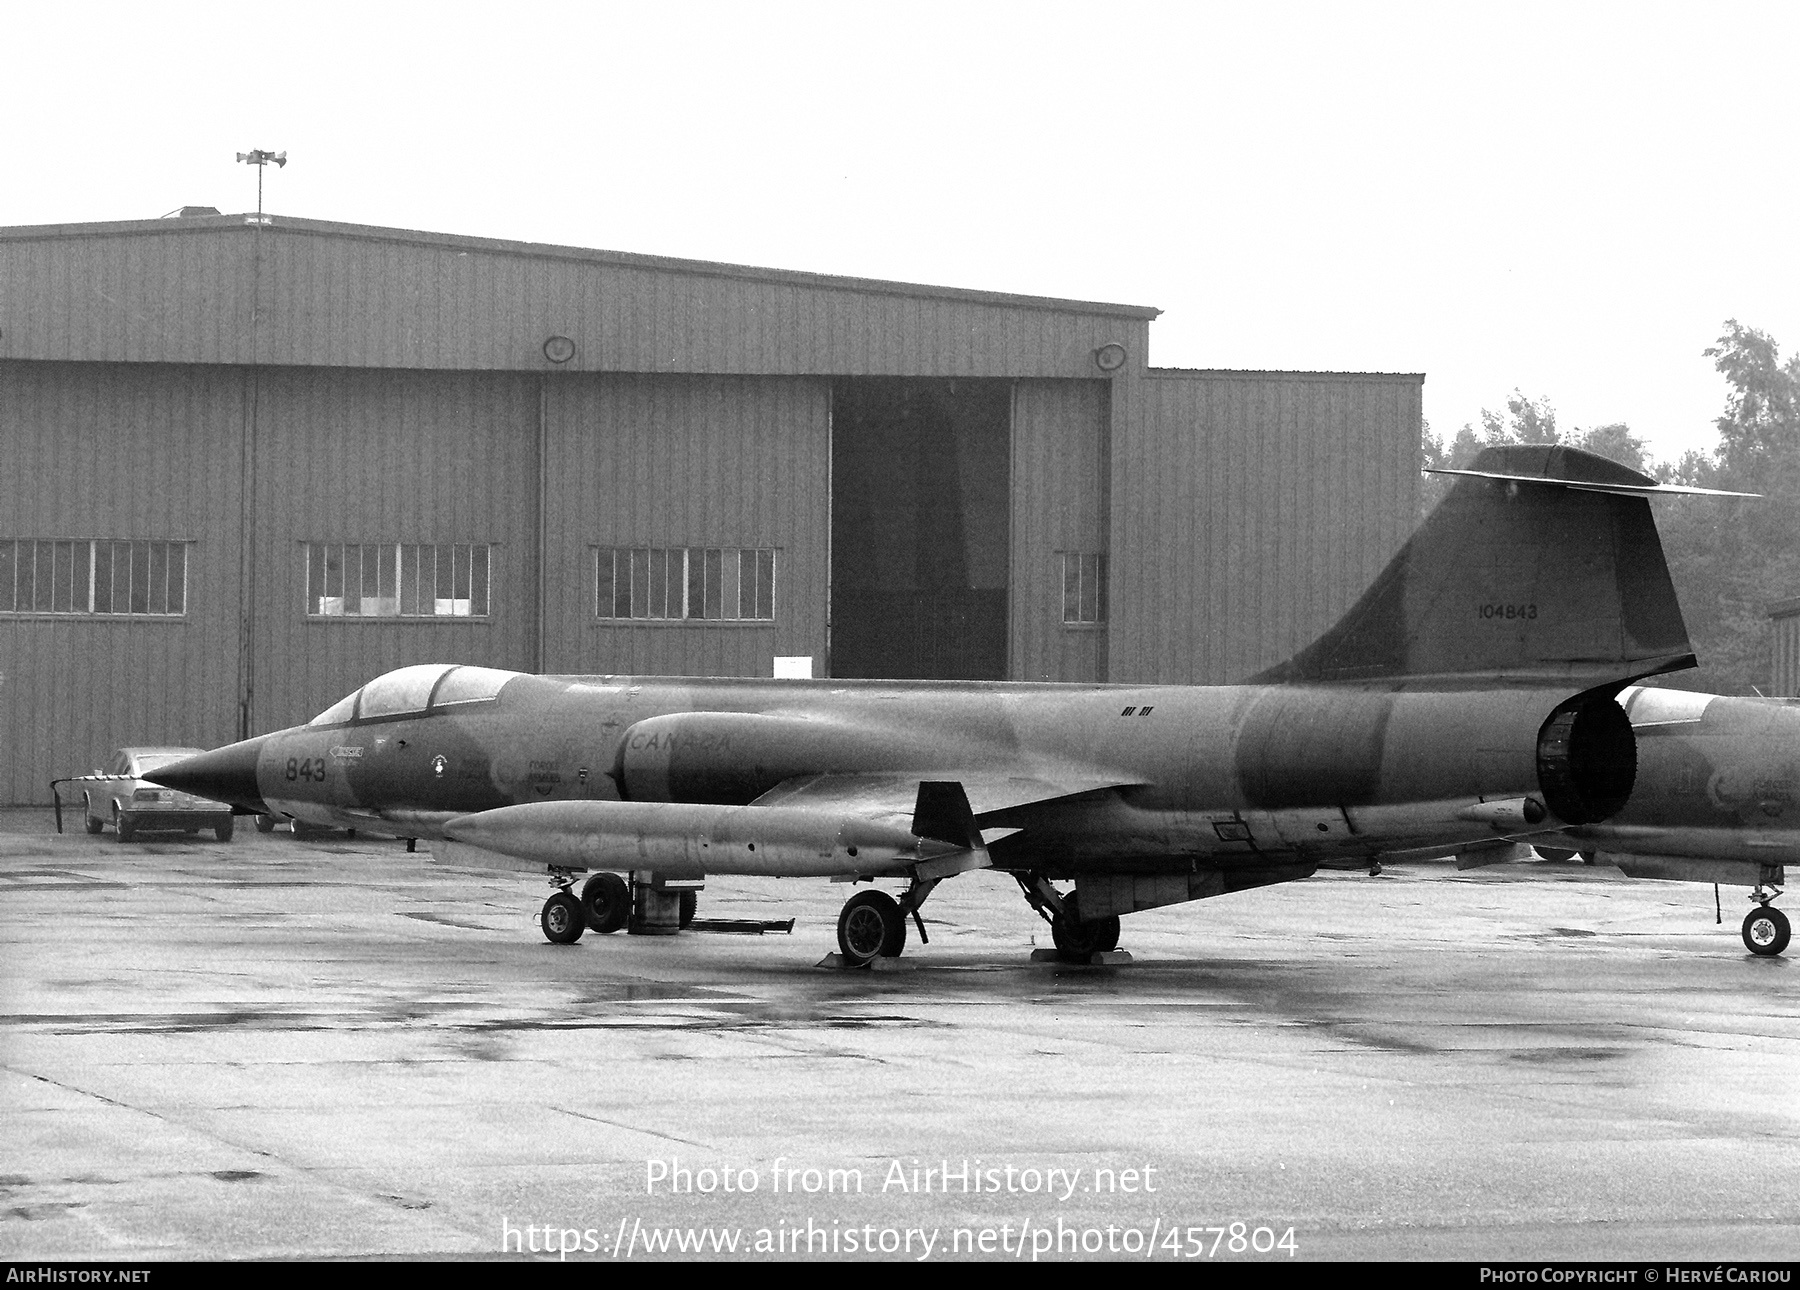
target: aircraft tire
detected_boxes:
[254,814,277,833]
[1533,846,1577,862]
[1051,892,1121,959]
[580,872,630,934]
[679,890,697,929]
[837,890,905,966]
[541,891,587,945]
[1743,905,1791,957]
[114,806,136,843]
[215,816,235,843]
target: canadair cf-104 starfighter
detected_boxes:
[152,445,1739,965]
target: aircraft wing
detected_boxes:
[748,769,1139,824]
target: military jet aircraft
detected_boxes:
[1522,685,1794,956]
[152,445,1731,966]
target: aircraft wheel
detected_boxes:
[215,817,235,843]
[541,891,587,945]
[114,805,136,843]
[837,890,906,966]
[1533,846,1577,862]
[83,796,104,835]
[580,872,630,934]
[1743,905,1791,957]
[1051,892,1121,959]
[254,814,277,833]
[679,890,697,930]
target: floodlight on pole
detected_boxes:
[231,148,285,740]
[235,149,287,220]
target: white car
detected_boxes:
[74,747,235,842]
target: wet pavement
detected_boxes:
[2,809,1797,1261]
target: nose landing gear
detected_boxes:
[1743,885,1790,957]
[541,887,586,945]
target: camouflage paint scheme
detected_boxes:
[154,445,1730,961]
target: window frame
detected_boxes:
[1059,550,1109,626]
[303,542,495,621]
[0,539,190,618]
[594,545,777,624]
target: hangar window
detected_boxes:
[595,547,776,621]
[0,539,187,616]
[1061,552,1108,625]
[306,543,491,618]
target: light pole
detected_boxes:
[235,149,286,220]
[232,148,284,740]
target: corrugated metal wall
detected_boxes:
[0,360,243,802]
[0,219,1155,379]
[541,374,830,677]
[249,368,540,733]
[1107,370,1421,685]
[1770,605,1800,697]
[1011,379,1110,682]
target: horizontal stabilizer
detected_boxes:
[1428,444,1757,498]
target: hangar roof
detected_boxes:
[0,213,1158,379]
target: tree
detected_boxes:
[1652,322,1800,694]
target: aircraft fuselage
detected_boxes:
[224,669,1619,877]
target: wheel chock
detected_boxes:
[1029,947,1134,965]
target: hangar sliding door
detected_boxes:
[829,378,1011,680]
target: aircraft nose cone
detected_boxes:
[146,736,271,814]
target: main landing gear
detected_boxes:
[830,873,1128,968]
[835,878,939,967]
[1743,882,1790,957]
[1016,874,1120,961]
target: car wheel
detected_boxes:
[83,796,104,835]
[114,805,136,843]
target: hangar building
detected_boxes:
[0,212,1421,803]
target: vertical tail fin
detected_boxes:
[1251,446,1699,685]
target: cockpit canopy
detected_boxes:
[307,664,521,727]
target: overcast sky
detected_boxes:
[6,0,1795,464]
